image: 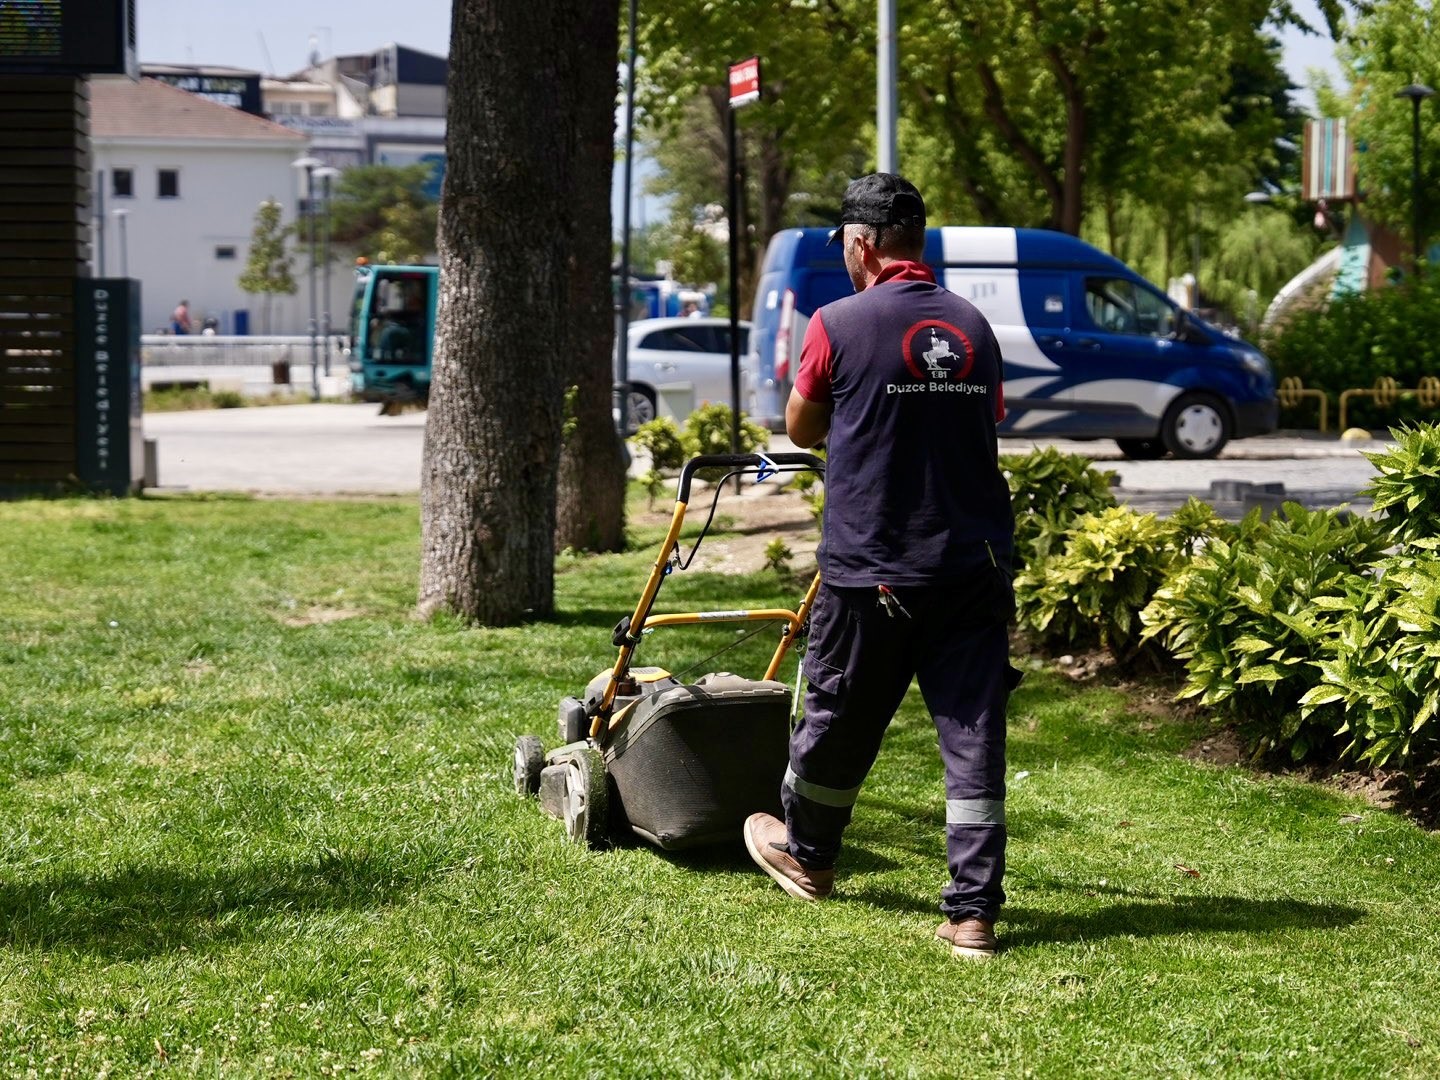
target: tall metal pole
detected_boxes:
[877,0,898,174]
[727,102,742,469]
[114,209,129,277]
[316,167,339,376]
[615,0,637,434]
[1414,94,1423,273]
[306,164,319,400]
[1396,84,1435,276]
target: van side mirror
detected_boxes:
[1172,309,1209,345]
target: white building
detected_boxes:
[89,76,330,335]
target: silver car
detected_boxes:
[619,317,751,429]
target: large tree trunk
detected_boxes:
[555,0,625,553]
[419,0,605,624]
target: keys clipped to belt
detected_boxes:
[877,584,911,619]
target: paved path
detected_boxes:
[143,404,1393,515]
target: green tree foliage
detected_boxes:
[329,164,440,265]
[237,199,296,334]
[631,0,1324,327]
[901,0,1305,236]
[631,1,873,310]
[1334,0,1440,248]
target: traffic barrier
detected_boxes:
[1338,376,1440,432]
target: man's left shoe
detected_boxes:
[743,813,835,901]
[936,917,999,960]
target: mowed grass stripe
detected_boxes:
[0,493,1436,1077]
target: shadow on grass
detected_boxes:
[0,849,429,959]
[1001,894,1364,948]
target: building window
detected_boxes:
[215,246,237,260]
[307,101,331,116]
[158,169,180,198]
[112,168,133,198]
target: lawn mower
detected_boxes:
[512,452,824,850]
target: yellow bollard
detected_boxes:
[1277,376,1330,433]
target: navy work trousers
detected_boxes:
[782,573,1015,921]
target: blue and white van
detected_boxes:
[745,227,1277,458]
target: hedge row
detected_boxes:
[1262,274,1440,429]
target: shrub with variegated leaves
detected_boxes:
[1000,447,1117,569]
[1300,541,1440,768]
[1362,423,1440,547]
[1141,504,1388,760]
[1015,505,1177,666]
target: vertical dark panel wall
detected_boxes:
[0,76,91,492]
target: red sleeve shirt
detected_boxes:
[794,309,834,404]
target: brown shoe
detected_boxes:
[743,813,834,901]
[936,917,999,960]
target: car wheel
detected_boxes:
[1161,392,1231,459]
[1115,437,1167,460]
[626,384,657,432]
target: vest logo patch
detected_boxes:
[901,320,974,383]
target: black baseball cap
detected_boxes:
[827,173,926,245]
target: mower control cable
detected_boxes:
[675,468,744,571]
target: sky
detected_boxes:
[136,0,1349,228]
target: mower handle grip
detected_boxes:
[676,453,825,503]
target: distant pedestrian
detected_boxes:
[171,299,192,335]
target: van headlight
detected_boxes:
[1240,350,1270,378]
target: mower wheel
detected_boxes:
[513,735,545,797]
[562,746,609,848]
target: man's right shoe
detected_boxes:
[936,917,999,960]
[743,813,835,901]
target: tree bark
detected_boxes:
[554,0,626,553]
[419,0,609,624]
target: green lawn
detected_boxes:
[1,494,1437,1077]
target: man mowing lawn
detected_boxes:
[743,173,1019,960]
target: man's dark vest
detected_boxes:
[814,275,1014,586]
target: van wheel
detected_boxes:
[626,384,657,432]
[1116,438,1167,460]
[1161,393,1231,459]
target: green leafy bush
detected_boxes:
[1141,504,1389,760]
[1361,422,1440,546]
[1000,447,1117,568]
[682,403,769,458]
[763,538,794,574]
[1014,506,1177,666]
[789,448,826,522]
[1300,544,1440,768]
[630,418,686,472]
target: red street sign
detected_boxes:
[729,56,761,108]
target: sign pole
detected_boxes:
[726,56,761,477]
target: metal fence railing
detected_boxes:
[140,335,347,368]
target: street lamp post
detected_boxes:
[293,155,323,400]
[113,208,129,277]
[1395,83,1435,275]
[314,166,341,378]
